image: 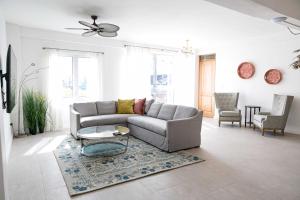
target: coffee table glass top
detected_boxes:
[78,125,129,140]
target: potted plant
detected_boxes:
[22,89,37,135]
[291,49,300,69]
[36,92,48,133]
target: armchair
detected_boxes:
[214,92,241,127]
[253,94,294,136]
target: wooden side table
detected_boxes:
[244,105,261,127]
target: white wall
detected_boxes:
[0,12,9,200]
[213,33,300,134]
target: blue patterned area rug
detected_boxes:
[54,136,204,196]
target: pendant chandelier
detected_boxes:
[181,40,193,55]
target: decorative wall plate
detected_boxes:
[237,62,255,79]
[264,69,282,84]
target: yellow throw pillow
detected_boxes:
[117,99,135,114]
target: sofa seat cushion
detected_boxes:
[128,116,167,136]
[254,114,267,123]
[220,110,240,117]
[80,114,137,127]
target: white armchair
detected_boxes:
[253,94,294,136]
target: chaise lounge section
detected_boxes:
[70,100,203,152]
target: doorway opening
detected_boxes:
[198,54,216,118]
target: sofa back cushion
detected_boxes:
[157,104,177,120]
[96,101,116,115]
[146,102,162,118]
[144,99,154,114]
[73,102,97,117]
[173,105,198,120]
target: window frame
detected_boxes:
[54,52,99,100]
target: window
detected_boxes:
[124,46,195,106]
[48,53,101,130]
[151,54,174,103]
[59,56,73,98]
[50,54,100,101]
[123,46,176,103]
[77,57,99,99]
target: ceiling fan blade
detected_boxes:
[97,23,120,32]
[82,30,97,37]
[98,31,118,37]
[79,21,98,29]
[65,28,90,30]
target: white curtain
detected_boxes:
[40,49,103,131]
[173,53,196,107]
[120,46,153,99]
[121,46,195,106]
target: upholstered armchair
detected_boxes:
[214,92,241,127]
[253,94,294,136]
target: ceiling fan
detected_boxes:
[65,15,120,37]
[271,16,300,35]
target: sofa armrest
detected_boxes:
[235,109,242,116]
[216,108,222,115]
[166,111,203,152]
[70,105,80,139]
[263,115,284,129]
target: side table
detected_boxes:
[245,105,261,127]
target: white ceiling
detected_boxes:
[0,0,292,49]
[252,0,300,21]
[205,0,300,21]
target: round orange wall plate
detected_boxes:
[237,62,255,79]
[264,69,282,84]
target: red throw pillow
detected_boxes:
[134,98,146,115]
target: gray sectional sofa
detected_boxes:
[70,100,203,152]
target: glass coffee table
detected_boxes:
[77,125,130,157]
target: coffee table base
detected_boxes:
[80,138,129,157]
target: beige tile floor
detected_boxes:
[7,118,300,200]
